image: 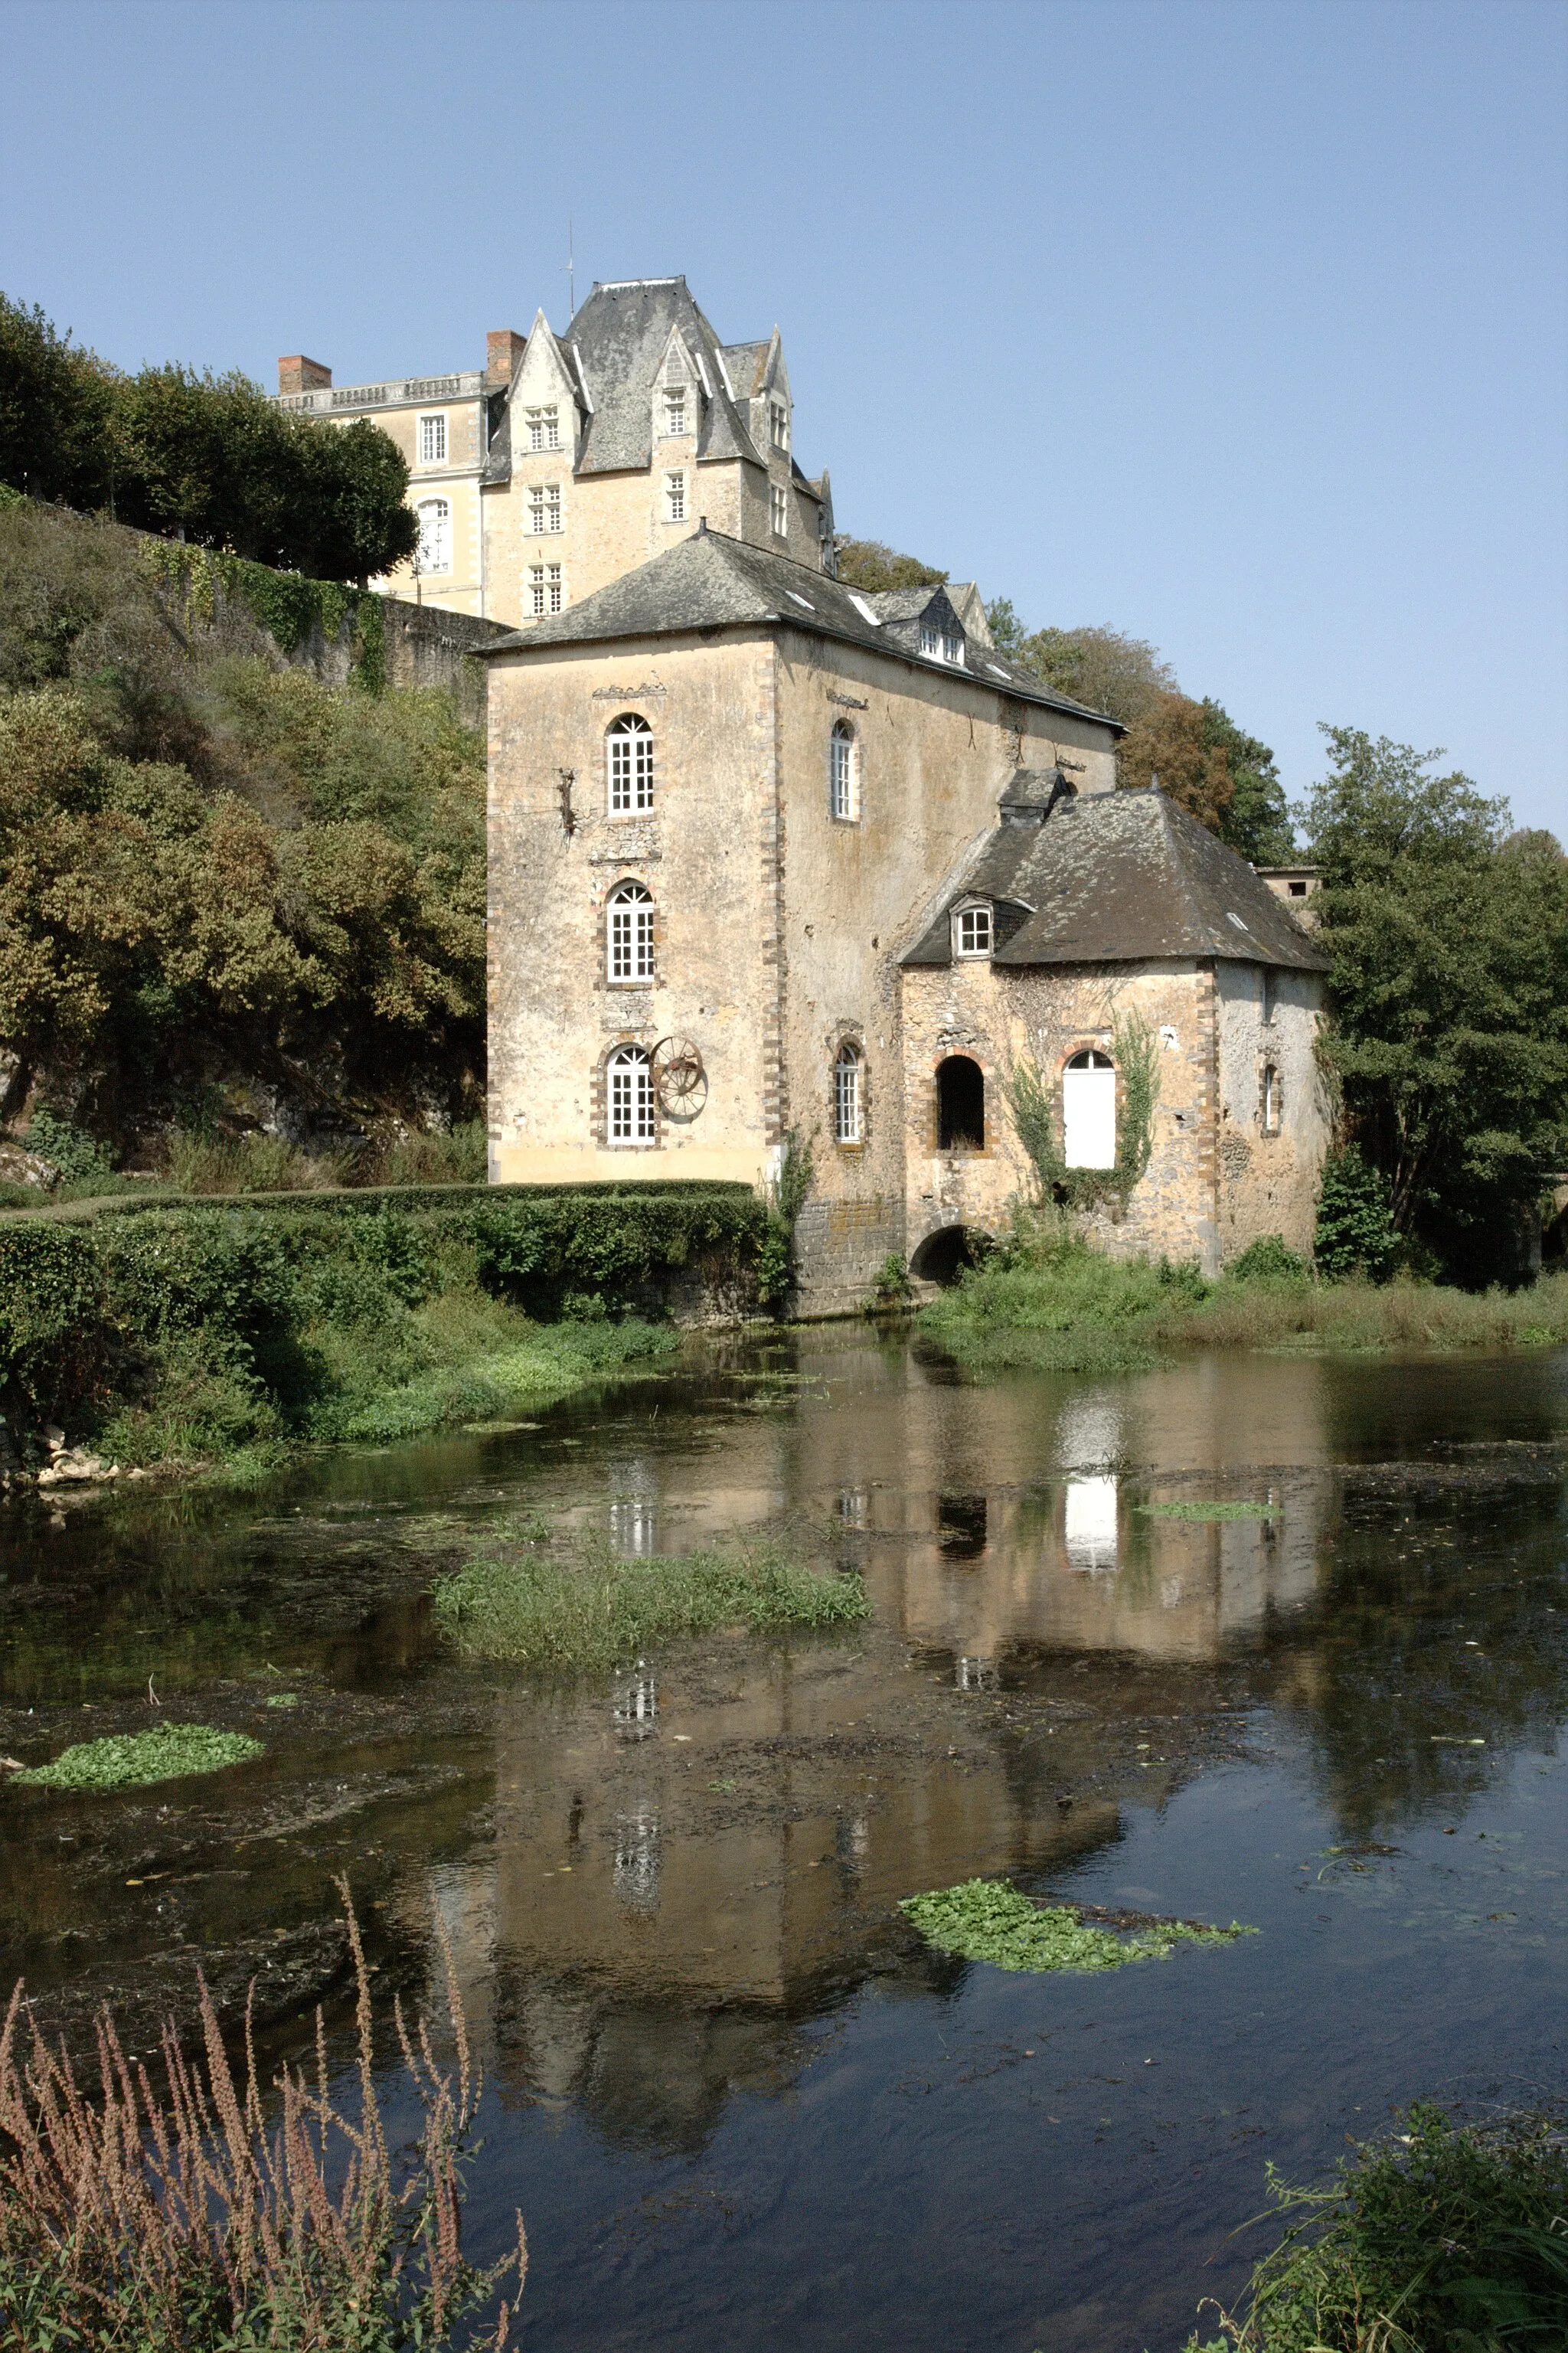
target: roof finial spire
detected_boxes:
[563,219,575,320]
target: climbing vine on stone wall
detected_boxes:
[137,540,384,690]
[1004,1008,1161,1211]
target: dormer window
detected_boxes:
[953,904,992,958]
[527,405,561,451]
[663,390,687,436]
[769,400,789,451]
[920,624,965,666]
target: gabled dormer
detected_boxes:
[508,308,587,462]
[865,583,970,669]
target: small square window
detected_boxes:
[418,413,447,465]
[665,471,686,522]
[955,905,992,957]
[1289,879,1307,897]
[771,484,788,537]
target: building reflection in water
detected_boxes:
[442,1340,1349,2152]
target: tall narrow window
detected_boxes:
[834,1044,863,1144]
[418,413,446,464]
[664,390,687,436]
[1261,968,1277,1025]
[606,881,655,983]
[936,1055,985,1152]
[920,623,939,658]
[829,721,859,820]
[1063,1050,1116,1168]
[529,483,562,534]
[770,400,789,450]
[415,498,450,574]
[1261,1064,1282,1135]
[770,484,788,536]
[606,714,655,812]
[665,471,686,521]
[529,563,564,616]
[607,1044,655,1144]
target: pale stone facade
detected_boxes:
[275,279,832,630]
[481,525,1329,1309]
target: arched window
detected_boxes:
[607,714,655,812]
[606,881,654,983]
[936,1054,985,1152]
[1063,1049,1116,1168]
[829,721,859,821]
[1261,1064,1282,1135]
[415,498,450,575]
[834,1043,863,1143]
[606,1044,655,1143]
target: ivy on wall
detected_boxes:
[1004,1009,1161,1211]
[138,540,386,691]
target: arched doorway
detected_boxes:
[936,1054,985,1151]
[910,1224,989,1285]
[1062,1049,1116,1168]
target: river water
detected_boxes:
[3,1328,1566,2350]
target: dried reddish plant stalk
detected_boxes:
[0,1875,525,2350]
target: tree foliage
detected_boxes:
[0,500,485,1152]
[832,537,949,592]
[1302,727,1568,1282]
[0,292,417,583]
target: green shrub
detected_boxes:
[23,1106,117,1190]
[0,1220,109,1422]
[1191,2103,1568,2351]
[1315,1146,1400,1282]
[1230,1232,1309,1281]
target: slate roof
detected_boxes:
[902,784,1329,972]
[475,528,1124,725]
[564,278,764,476]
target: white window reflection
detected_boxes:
[956,1654,997,1691]
[612,1665,658,1738]
[838,1486,871,1528]
[609,1496,658,1557]
[613,1804,662,1909]
[1065,1475,1119,1572]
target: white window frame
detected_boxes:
[920,623,939,658]
[529,563,564,617]
[952,903,992,958]
[834,1045,862,1145]
[417,412,447,466]
[770,483,788,537]
[526,404,560,451]
[529,482,563,535]
[414,497,451,575]
[828,722,859,822]
[606,714,655,812]
[1261,1063,1282,1135]
[770,400,789,451]
[942,630,965,667]
[606,881,655,985]
[663,389,688,436]
[607,1044,656,1145]
[665,470,686,522]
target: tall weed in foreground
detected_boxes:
[0,1881,525,2351]
[1189,2103,1568,2351]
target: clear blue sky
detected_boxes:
[3,0,1564,835]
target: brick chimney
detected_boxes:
[278,355,332,395]
[486,328,527,387]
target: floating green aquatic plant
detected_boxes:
[13,1723,265,1790]
[1136,1499,1283,1521]
[900,1878,1256,1973]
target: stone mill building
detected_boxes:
[292,271,1329,1309]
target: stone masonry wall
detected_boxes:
[1214,960,1328,1260]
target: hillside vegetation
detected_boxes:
[0,495,485,1175]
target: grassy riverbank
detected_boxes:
[921,1228,1568,1377]
[1188,2103,1568,2350]
[434,1534,868,1672]
[0,1183,775,1477]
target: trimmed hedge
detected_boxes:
[0,1184,777,1447]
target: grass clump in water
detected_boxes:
[900,1878,1255,1973]
[1187,2102,1568,2351]
[1138,1500,1283,1521]
[920,1224,1197,1376]
[13,1722,264,1789]
[433,1538,869,1672]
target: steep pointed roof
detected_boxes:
[902,786,1328,971]
[473,528,1123,724]
[564,277,763,474]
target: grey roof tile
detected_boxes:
[902,786,1329,972]
[565,278,763,476]
[475,528,1125,725]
